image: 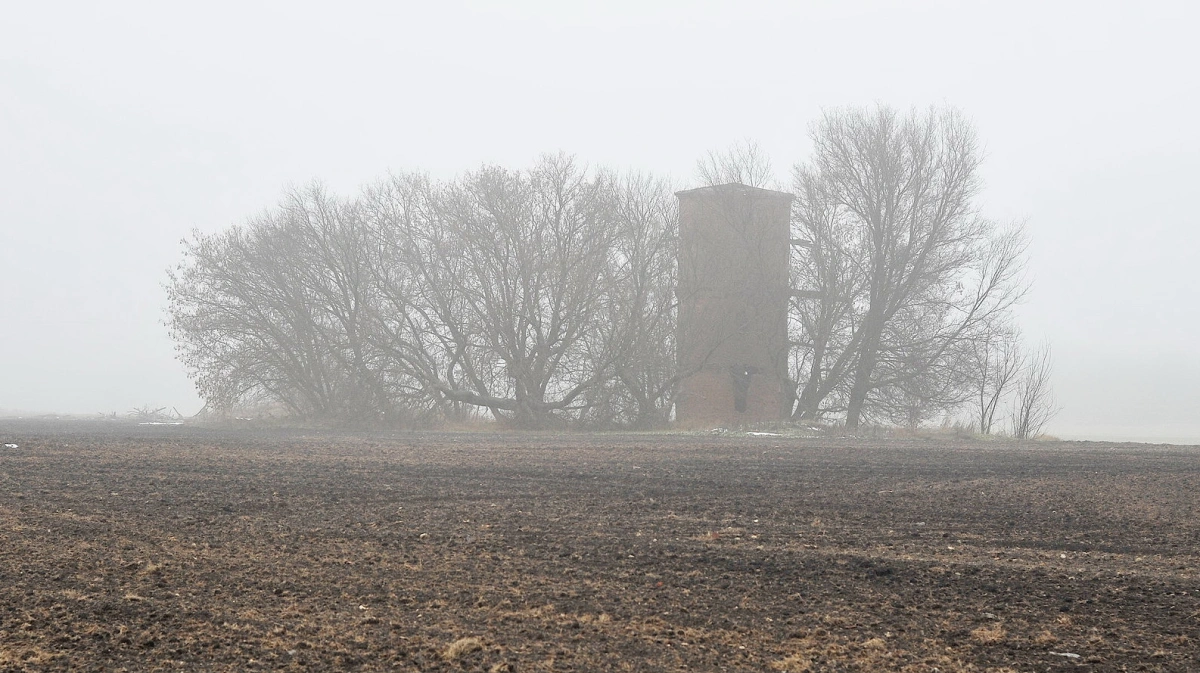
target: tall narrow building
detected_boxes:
[675,183,792,426]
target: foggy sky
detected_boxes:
[2,1,1198,442]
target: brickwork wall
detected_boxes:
[675,184,792,427]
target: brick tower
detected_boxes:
[675,183,792,427]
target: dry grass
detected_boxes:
[1033,629,1058,645]
[970,624,1007,644]
[0,645,64,667]
[443,636,484,661]
[770,632,912,672]
[861,637,887,650]
[770,653,813,672]
[58,589,89,601]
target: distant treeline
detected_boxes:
[167,105,1055,434]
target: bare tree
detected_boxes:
[282,185,398,421]
[788,166,863,421]
[970,323,1024,434]
[583,171,679,428]
[169,177,375,423]
[696,140,778,189]
[166,184,395,422]
[359,155,677,428]
[789,105,1028,428]
[1011,341,1059,439]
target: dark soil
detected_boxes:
[1,421,1198,671]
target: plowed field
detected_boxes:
[1,421,1198,671]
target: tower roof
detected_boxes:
[675,182,794,200]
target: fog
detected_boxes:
[2,1,1197,442]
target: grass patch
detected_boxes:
[443,636,483,661]
[970,624,1007,644]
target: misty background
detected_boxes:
[2,1,1197,442]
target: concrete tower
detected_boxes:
[675,183,793,426]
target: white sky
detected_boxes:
[2,0,1197,442]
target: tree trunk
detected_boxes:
[844,326,881,429]
[793,342,827,421]
[844,364,870,429]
